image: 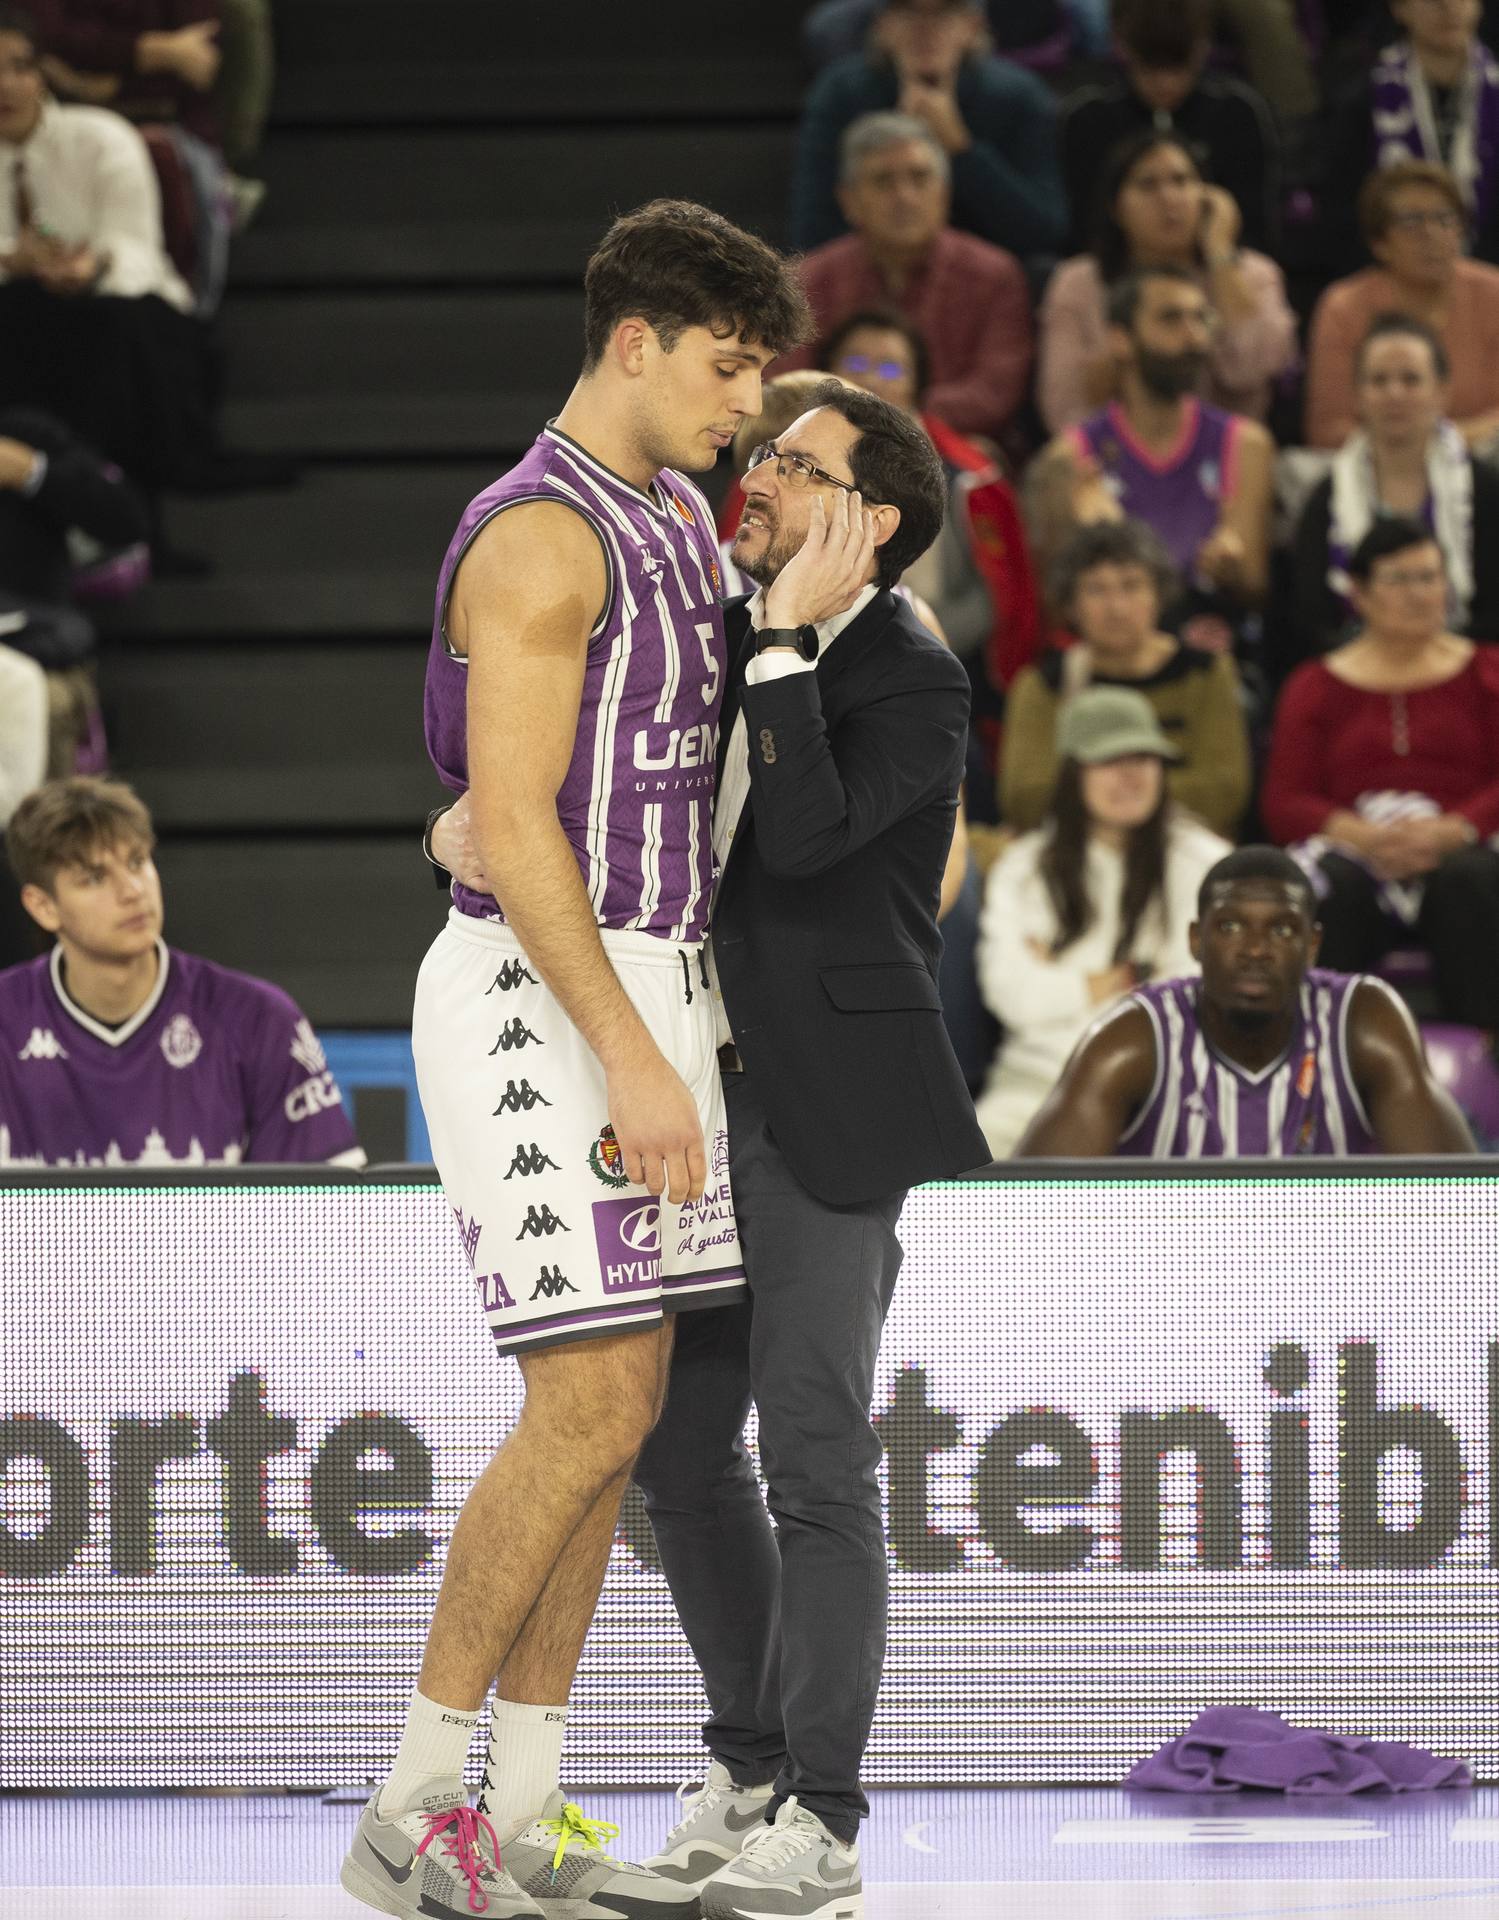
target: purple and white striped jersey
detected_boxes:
[1117,969,1379,1158]
[425,426,727,945]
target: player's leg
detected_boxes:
[479,1323,672,1824]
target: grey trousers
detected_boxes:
[633,1069,905,1841]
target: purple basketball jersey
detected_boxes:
[1070,400,1242,579]
[426,427,728,944]
[0,944,362,1167]
[1117,969,1379,1158]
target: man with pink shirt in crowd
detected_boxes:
[778,111,1032,443]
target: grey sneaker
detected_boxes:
[644,1761,776,1891]
[699,1797,862,1920]
[341,1790,542,1918]
[497,1789,703,1917]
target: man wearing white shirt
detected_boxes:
[0,7,209,487]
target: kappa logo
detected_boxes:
[289,1016,325,1077]
[493,1079,551,1114]
[587,1122,630,1189]
[160,1014,202,1069]
[486,960,538,994]
[17,1027,68,1062]
[516,1203,568,1239]
[505,1142,561,1179]
[640,549,664,582]
[490,1018,543,1054]
[530,1264,578,1300]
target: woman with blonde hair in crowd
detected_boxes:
[976,685,1229,1156]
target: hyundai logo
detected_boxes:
[619,1204,660,1253]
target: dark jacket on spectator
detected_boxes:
[789,53,1066,259]
[0,408,146,607]
[30,0,223,147]
[1275,460,1499,686]
[1059,73,1281,256]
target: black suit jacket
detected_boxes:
[713,590,989,1206]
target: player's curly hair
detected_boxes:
[582,200,811,369]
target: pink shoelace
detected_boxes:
[415,1805,503,1914]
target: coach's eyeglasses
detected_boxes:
[744,441,857,495]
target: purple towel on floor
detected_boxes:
[1127,1707,1471,1793]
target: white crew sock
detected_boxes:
[377,1688,481,1820]
[480,1697,570,1830]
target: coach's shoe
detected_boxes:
[341,1791,543,1917]
[644,1762,776,1892]
[699,1798,862,1920]
[498,1791,704,1918]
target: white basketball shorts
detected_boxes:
[413,908,746,1356]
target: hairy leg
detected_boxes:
[497,1321,675,1703]
[418,1323,668,1710]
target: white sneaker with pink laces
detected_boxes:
[342,1791,542,1918]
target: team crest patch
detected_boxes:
[160,1013,202,1069]
[588,1122,630,1188]
[710,560,721,593]
[1296,1050,1316,1099]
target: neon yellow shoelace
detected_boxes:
[540,1801,621,1880]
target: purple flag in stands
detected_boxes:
[1127,1707,1471,1793]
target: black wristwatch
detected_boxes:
[754,623,819,662]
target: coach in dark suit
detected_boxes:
[634,382,988,1882]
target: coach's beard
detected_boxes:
[733,509,801,587]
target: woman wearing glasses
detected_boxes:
[1305,159,1499,449]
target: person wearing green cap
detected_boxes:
[975,683,1229,1155]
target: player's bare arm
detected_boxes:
[455,501,706,1203]
[1013,1001,1159,1158]
[1346,978,1475,1154]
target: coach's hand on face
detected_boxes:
[762,485,880,630]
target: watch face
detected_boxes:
[797,624,819,661]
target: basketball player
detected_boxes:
[0,776,363,1168]
[341,202,813,1920]
[1015,845,1474,1157]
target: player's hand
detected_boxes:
[761,486,876,629]
[606,1047,706,1206]
[429,792,493,893]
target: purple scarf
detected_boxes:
[1371,36,1499,236]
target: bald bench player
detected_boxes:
[1016,846,1473,1158]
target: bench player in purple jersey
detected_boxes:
[1016,845,1474,1158]
[341,204,813,1920]
[0,777,363,1167]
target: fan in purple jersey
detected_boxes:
[0,776,363,1166]
[1015,844,1474,1158]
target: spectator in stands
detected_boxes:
[780,111,1032,441]
[802,0,1079,67]
[1305,159,1499,449]
[788,0,1066,263]
[0,776,366,1167]
[976,685,1228,1155]
[1323,0,1499,272]
[1026,267,1274,642]
[1001,518,1251,835]
[0,6,213,491]
[1262,516,1499,1028]
[818,307,1044,728]
[29,0,237,310]
[1039,129,1296,432]
[1012,844,1474,1156]
[1059,0,1281,255]
[1279,313,1499,682]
